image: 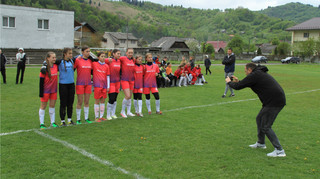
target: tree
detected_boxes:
[277,42,290,56]
[273,46,278,55]
[257,47,262,55]
[227,35,244,55]
[271,37,280,45]
[185,39,200,55]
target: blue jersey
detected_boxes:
[58,59,74,84]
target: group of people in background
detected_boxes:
[38,47,163,129]
[156,55,209,88]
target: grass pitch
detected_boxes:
[1,63,320,178]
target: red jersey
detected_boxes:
[143,63,159,88]
[92,61,110,89]
[134,64,144,89]
[119,56,135,82]
[106,58,121,83]
[184,66,192,74]
[74,56,92,85]
[192,67,202,76]
[174,68,182,78]
[39,64,58,93]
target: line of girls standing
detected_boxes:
[38,47,162,129]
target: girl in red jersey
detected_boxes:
[193,64,207,85]
[119,48,136,118]
[106,49,121,120]
[92,52,110,122]
[74,46,93,124]
[133,55,144,117]
[175,63,187,87]
[143,53,162,115]
[39,52,58,129]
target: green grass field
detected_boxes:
[1,64,320,178]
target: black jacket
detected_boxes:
[222,53,235,73]
[228,66,286,107]
[0,53,7,70]
[204,58,211,67]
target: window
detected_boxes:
[2,16,15,28]
[38,19,49,30]
[131,40,136,44]
[120,40,126,43]
[303,33,309,38]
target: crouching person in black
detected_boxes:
[226,63,286,157]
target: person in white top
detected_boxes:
[16,48,27,84]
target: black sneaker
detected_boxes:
[68,120,75,125]
[60,122,67,127]
[229,94,235,97]
[222,94,226,98]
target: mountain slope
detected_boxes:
[1,0,299,44]
[259,2,320,23]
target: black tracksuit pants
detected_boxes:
[1,67,6,83]
[256,106,284,150]
[16,62,25,84]
[59,83,75,121]
[205,67,211,75]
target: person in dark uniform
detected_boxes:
[16,48,27,84]
[0,49,7,84]
[226,63,286,157]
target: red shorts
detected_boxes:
[40,93,57,102]
[94,87,107,99]
[76,85,92,95]
[109,82,120,94]
[121,80,134,90]
[133,88,143,94]
[143,87,158,94]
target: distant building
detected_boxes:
[255,43,277,55]
[206,41,228,54]
[286,17,320,44]
[150,37,190,53]
[0,4,74,49]
[74,21,97,47]
[101,32,138,49]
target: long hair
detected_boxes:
[63,48,72,72]
[112,49,120,59]
[46,52,55,79]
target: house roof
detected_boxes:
[286,17,320,31]
[74,21,96,32]
[206,41,228,52]
[103,32,138,45]
[150,37,190,51]
[257,43,277,54]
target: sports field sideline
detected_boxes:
[1,63,319,178]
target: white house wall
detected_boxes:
[0,4,74,49]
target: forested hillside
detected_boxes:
[2,0,317,45]
[259,2,320,23]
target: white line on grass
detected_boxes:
[1,88,320,137]
[0,129,34,136]
[163,88,320,113]
[33,130,147,179]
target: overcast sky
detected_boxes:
[146,0,319,11]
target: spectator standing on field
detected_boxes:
[204,55,212,75]
[16,48,27,84]
[0,49,7,84]
[222,48,235,98]
[226,63,286,157]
